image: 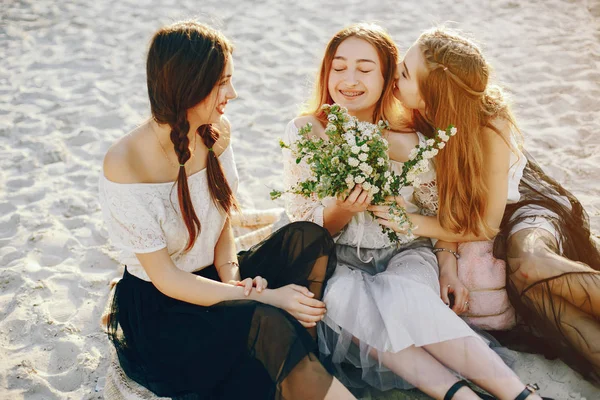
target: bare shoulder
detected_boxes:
[482,117,512,145]
[293,115,326,138]
[386,130,420,162]
[103,127,146,184]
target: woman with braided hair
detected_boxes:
[370,26,600,390]
[99,20,355,399]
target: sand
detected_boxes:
[1,0,599,398]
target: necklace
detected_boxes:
[152,121,197,168]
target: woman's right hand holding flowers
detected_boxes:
[335,185,372,214]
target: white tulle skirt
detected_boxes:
[318,238,482,391]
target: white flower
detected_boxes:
[408,148,419,159]
[345,174,355,185]
[345,135,356,146]
[348,157,359,167]
[377,157,385,166]
[355,175,365,184]
[362,182,371,191]
[384,171,391,178]
[438,131,450,142]
[332,157,340,165]
[370,186,380,195]
[437,142,446,149]
[412,177,421,186]
[382,138,389,146]
[359,163,373,175]
[450,127,458,136]
[328,114,337,122]
[358,153,368,162]
[426,139,435,147]
[325,123,337,134]
[361,143,369,152]
[351,145,361,154]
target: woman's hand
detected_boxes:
[336,185,372,214]
[367,195,413,234]
[228,276,268,296]
[263,284,327,328]
[439,273,470,315]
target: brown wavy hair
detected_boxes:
[411,27,519,238]
[302,23,404,129]
[147,20,238,251]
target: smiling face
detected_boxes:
[393,44,426,113]
[190,55,238,125]
[327,37,385,122]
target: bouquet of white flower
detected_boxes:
[273,104,455,242]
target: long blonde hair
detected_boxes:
[302,23,404,129]
[412,27,518,238]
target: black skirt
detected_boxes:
[493,152,600,384]
[107,221,337,399]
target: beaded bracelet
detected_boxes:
[432,247,460,259]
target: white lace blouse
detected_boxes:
[282,120,437,249]
[98,145,239,282]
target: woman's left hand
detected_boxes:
[228,276,268,296]
[367,195,413,234]
[439,273,470,315]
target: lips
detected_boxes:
[216,102,227,115]
[339,90,364,98]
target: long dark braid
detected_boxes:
[198,124,238,215]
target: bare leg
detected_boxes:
[370,345,481,400]
[506,228,600,381]
[507,229,600,317]
[423,337,542,399]
[280,353,355,400]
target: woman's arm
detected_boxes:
[137,249,264,306]
[136,249,327,327]
[435,240,469,314]
[213,218,240,283]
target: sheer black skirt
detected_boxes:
[493,152,600,385]
[106,221,337,399]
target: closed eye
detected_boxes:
[359,70,373,73]
[401,71,407,79]
[333,68,346,72]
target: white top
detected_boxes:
[282,120,437,249]
[98,145,239,281]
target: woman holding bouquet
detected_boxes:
[99,20,356,400]
[283,23,545,400]
[370,26,600,386]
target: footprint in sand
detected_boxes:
[0,213,20,240]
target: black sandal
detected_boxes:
[444,380,469,400]
[514,383,554,400]
[444,380,494,400]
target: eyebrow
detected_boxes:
[403,61,411,79]
[333,56,376,64]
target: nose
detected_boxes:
[344,70,359,86]
[228,84,238,101]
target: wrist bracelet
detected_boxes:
[216,260,239,270]
[432,247,460,259]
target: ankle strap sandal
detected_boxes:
[514,383,554,400]
[443,380,494,400]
